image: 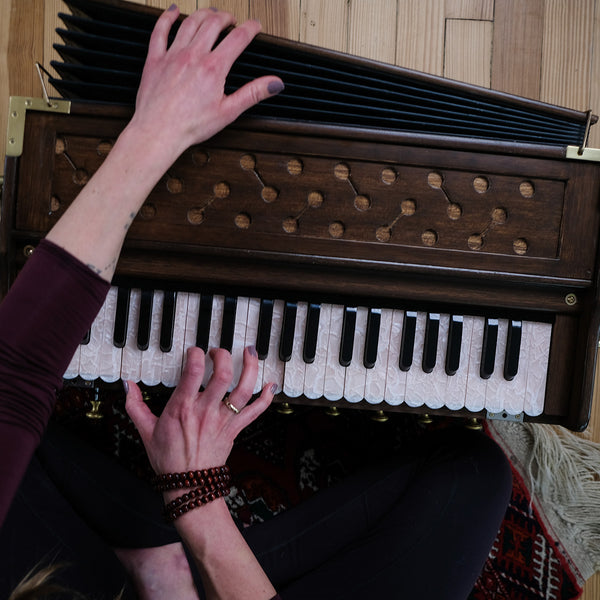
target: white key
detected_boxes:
[444,315,473,411]
[79,297,108,381]
[343,306,368,403]
[464,316,487,412]
[230,297,249,390]
[244,298,263,394]
[484,318,509,413]
[383,309,407,406]
[365,308,393,404]
[405,312,428,407]
[161,292,189,388]
[524,321,551,416]
[283,302,308,398]
[121,289,143,382]
[140,291,164,386]
[261,299,285,393]
[304,303,332,400]
[181,292,201,370]
[424,313,450,410]
[203,295,224,388]
[323,305,346,401]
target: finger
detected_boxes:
[124,380,158,444]
[172,346,206,404]
[225,346,259,410]
[221,75,284,122]
[211,18,262,66]
[147,4,180,62]
[168,8,224,52]
[188,10,238,54]
[231,382,275,434]
[204,347,233,401]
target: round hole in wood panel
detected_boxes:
[513,238,528,255]
[328,221,345,238]
[96,140,113,156]
[287,158,303,175]
[307,190,324,208]
[261,186,279,203]
[55,137,66,154]
[235,213,251,229]
[427,172,443,188]
[192,149,209,167]
[447,202,462,220]
[468,234,484,250]
[73,169,89,186]
[240,154,256,170]
[213,181,230,199]
[381,167,397,185]
[421,229,438,246]
[491,207,507,225]
[519,181,535,198]
[187,207,205,225]
[140,204,157,220]
[376,226,391,242]
[401,199,416,216]
[167,177,184,194]
[334,162,350,180]
[49,195,61,213]
[282,217,299,233]
[354,194,371,211]
[473,176,489,193]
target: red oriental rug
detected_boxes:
[55,388,584,599]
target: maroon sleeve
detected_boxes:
[0,239,110,525]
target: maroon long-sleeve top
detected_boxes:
[0,240,110,527]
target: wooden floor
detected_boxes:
[2,0,600,597]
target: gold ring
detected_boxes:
[222,398,240,414]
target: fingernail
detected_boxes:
[270,383,278,394]
[168,3,177,11]
[122,380,129,395]
[268,80,285,95]
[209,6,218,11]
[248,345,257,357]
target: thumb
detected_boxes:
[124,380,158,444]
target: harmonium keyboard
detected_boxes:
[2,0,600,431]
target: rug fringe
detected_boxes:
[489,421,600,582]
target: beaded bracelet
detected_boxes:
[164,485,230,522]
[163,478,231,515]
[151,465,230,492]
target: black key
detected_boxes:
[256,299,274,360]
[339,306,357,367]
[160,291,177,352]
[480,318,499,379]
[195,294,213,352]
[137,289,154,351]
[422,313,440,373]
[445,315,463,376]
[220,296,237,352]
[504,320,522,381]
[279,301,297,362]
[363,308,381,369]
[113,287,131,348]
[303,303,321,363]
[399,311,417,371]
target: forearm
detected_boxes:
[172,497,277,600]
[45,122,178,282]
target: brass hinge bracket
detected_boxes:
[6,96,71,158]
[566,145,600,162]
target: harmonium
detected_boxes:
[2,0,600,431]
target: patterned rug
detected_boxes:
[54,386,583,599]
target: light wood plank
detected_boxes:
[197,0,249,21]
[491,0,544,100]
[249,0,300,40]
[540,0,595,112]
[347,0,397,62]
[147,0,198,14]
[299,0,348,52]
[445,0,493,19]
[0,0,12,172]
[586,0,600,149]
[395,0,445,74]
[444,19,492,87]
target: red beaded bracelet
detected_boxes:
[151,465,230,491]
[163,479,231,514]
[164,484,231,522]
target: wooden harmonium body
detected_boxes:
[3,0,600,431]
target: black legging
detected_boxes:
[0,422,511,600]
